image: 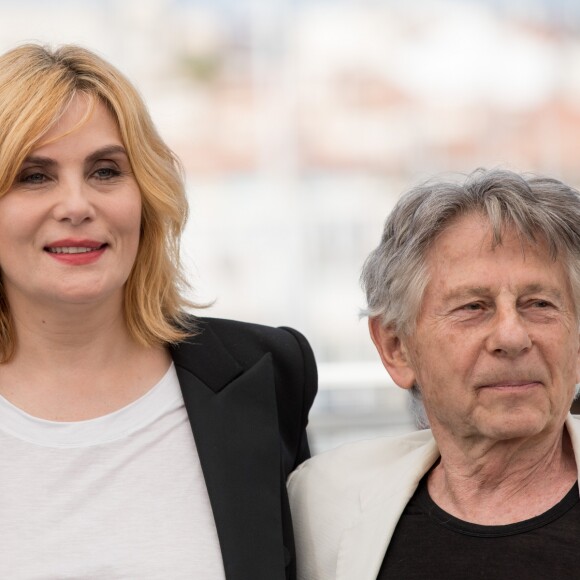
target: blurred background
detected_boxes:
[2,0,580,453]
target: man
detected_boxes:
[288,168,580,579]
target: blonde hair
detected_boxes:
[0,43,199,360]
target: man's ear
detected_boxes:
[369,317,416,390]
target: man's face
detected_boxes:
[383,213,580,443]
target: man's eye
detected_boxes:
[462,303,482,311]
[532,300,551,308]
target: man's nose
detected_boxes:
[486,305,532,358]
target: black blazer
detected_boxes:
[169,316,318,580]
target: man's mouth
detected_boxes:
[478,380,542,390]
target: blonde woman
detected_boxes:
[0,44,316,580]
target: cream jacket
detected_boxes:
[288,415,580,580]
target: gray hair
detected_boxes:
[362,168,580,335]
[361,168,580,429]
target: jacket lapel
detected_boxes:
[566,414,580,477]
[336,417,580,579]
[336,436,439,580]
[171,325,286,580]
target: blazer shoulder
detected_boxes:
[288,431,437,580]
[172,315,317,412]
[289,429,434,498]
[197,315,307,344]
[185,316,316,371]
[174,315,318,469]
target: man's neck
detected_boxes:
[427,424,578,525]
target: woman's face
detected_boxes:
[0,94,142,313]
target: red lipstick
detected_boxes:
[44,239,107,266]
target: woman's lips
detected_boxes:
[44,240,108,265]
[46,246,102,254]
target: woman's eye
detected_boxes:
[93,167,121,180]
[20,172,47,184]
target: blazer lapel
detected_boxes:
[336,489,414,580]
[566,414,580,478]
[336,417,580,579]
[336,437,440,580]
[171,326,286,580]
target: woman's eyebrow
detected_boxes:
[20,155,56,168]
[22,145,128,168]
[84,145,128,164]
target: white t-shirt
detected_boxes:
[0,363,226,580]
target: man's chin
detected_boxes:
[476,409,554,442]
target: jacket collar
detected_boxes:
[335,416,580,580]
[336,433,439,580]
[170,322,287,580]
[170,319,243,393]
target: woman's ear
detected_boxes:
[368,317,416,390]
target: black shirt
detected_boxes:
[377,475,580,580]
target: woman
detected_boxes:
[0,44,317,579]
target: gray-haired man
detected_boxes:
[289,168,580,579]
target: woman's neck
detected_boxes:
[0,300,172,421]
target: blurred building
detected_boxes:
[1,0,579,451]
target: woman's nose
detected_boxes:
[51,178,96,225]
